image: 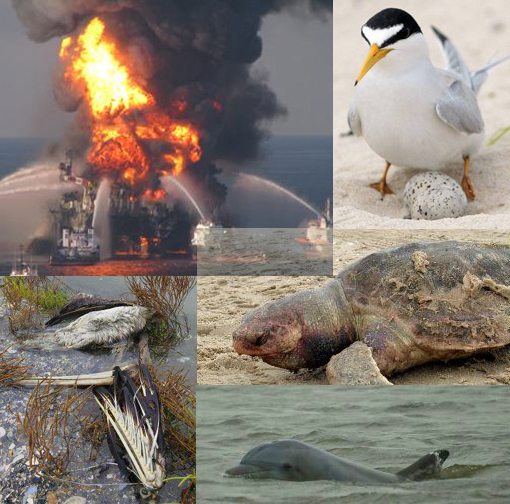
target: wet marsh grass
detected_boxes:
[0,277,71,335]
[126,276,196,357]
[17,380,90,478]
[152,369,195,467]
[164,472,196,504]
[4,277,196,501]
[14,366,196,501]
[0,345,30,387]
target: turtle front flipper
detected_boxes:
[326,315,429,384]
[326,342,393,385]
[360,315,431,377]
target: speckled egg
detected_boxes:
[404,172,468,220]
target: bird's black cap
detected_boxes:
[362,8,422,48]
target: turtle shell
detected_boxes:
[337,241,510,374]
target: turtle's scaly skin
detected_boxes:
[340,241,510,375]
[232,281,357,371]
[232,241,510,376]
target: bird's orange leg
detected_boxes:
[369,161,394,195]
[461,156,476,201]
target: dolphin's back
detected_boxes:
[322,452,401,483]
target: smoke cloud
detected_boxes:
[13,0,331,216]
[14,0,330,159]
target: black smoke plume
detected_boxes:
[13,0,332,216]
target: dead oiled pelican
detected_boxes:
[53,305,152,349]
[93,365,165,492]
[46,293,133,327]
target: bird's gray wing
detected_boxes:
[433,25,510,94]
[432,26,471,86]
[470,55,510,94]
[347,100,362,136]
[436,79,484,135]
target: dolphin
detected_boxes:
[226,440,449,483]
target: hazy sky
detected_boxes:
[0,3,331,138]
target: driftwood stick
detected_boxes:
[15,363,138,388]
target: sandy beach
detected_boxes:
[197,229,510,385]
[333,0,510,229]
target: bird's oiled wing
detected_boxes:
[436,79,484,135]
[347,100,362,136]
[45,301,133,326]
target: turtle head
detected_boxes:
[232,282,355,371]
[232,295,305,369]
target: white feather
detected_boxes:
[94,389,165,489]
[54,306,151,348]
[362,24,403,47]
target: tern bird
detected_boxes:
[49,294,152,349]
[348,8,510,200]
[93,364,166,493]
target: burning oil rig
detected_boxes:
[107,184,193,258]
[49,151,194,264]
[14,0,332,268]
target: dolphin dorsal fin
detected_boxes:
[397,450,449,481]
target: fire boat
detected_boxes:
[296,198,332,247]
[49,151,100,265]
[191,220,223,256]
[10,245,38,276]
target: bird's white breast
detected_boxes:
[354,59,484,169]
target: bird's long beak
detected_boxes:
[355,44,393,85]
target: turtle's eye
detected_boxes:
[255,330,270,346]
[283,463,292,470]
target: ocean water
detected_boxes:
[0,135,332,222]
[197,386,510,504]
[197,228,332,276]
[0,137,48,178]
[240,135,332,213]
[0,136,331,272]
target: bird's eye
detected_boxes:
[139,488,152,498]
[402,28,411,39]
[283,463,292,470]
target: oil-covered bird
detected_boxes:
[93,364,166,497]
[47,293,152,349]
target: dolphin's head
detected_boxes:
[226,440,320,481]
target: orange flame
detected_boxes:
[60,36,72,58]
[60,17,202,186]
[143,189,167,201]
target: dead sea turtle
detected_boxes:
[232,241,510,384]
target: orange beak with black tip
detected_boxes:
[355,44,393,85]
